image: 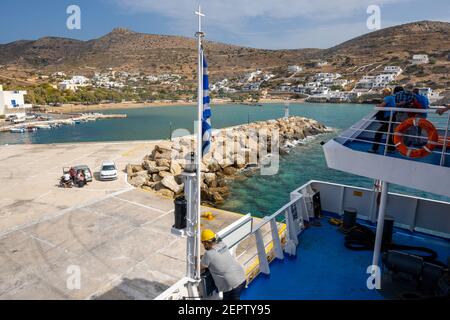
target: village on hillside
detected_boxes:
[1,50,449,118]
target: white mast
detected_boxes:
[195,5,205,282]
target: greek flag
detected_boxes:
[202,49,212,156]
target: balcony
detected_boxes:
[323,107,450,198]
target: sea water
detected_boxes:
[0,103,445,215]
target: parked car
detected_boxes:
[72,165,93,182]
[99,161,118,181]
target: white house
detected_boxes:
[311,86,329,95]
[316,61,328,67]
[0,85,32,116]
[244,70,262,83]
[242,82,261,91]
[411,54,429,65]
[58,81,79,91]
[278,83,292,92]
[71,75,89,85]
[288,65,302,73]
[383,66,403,76]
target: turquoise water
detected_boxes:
[1,103,445,213]
[0,103,369,144]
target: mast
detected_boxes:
[195,5,205,282]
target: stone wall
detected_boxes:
[127,116,328,205]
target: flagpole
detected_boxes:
[195,5,204,282]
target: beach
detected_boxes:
[42,98,305,114]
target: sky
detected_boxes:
[0,0,449,49]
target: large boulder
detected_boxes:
[156,158,171,167]
[152,174,162,182]
[203,172,216,182]
[155,142,173,153]
[133,170,150,180]
[143,160,159,174]
[208,160,221,172]
[161,175,184,194]
[154,150,172,161]
[223,166,237,176]
[170,161,182,176]
[159,171,172,178]
[129,175,147,188]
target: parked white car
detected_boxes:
[99,161,118,181]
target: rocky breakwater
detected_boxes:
[127,116,328,205]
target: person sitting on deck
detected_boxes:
[369,88,397,154]
[200,229,246,300]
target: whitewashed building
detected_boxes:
[288,65,302,73]
[243,82,261,91]
[411,54,429,65]
[316,61,329,67]
[58,81,79,91]
[278,83,292,92]
[0,85,32,116]
[383,66,403,76]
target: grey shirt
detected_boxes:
[201,242,246,293]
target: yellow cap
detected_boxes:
[382,88,392,95]
[201,229,216,242]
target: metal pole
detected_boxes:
[440,112,450,166]
[195,5,205,282]
[183,170,197,280]
[372,181,388,267]
[383,111,394,156]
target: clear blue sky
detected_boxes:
[1,0,449,49]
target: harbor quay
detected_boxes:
[0,141,274,299]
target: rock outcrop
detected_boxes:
[127,116,328,205]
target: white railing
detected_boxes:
[237,194,310,283]
[154,277,196,300]
[335,107,450,167]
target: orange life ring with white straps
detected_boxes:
[393,118,438,158]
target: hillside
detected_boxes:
[0,27,319,81]
[0,21,449,89]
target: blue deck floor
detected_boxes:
[242,215,450,300]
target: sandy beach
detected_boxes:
[43,98,305,114]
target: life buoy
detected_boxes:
[393,118,438,158]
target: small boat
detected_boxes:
[26,127,37,132]
[34,124,52,129]
[10,128,26,133]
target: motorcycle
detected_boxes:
[59,176,74,188]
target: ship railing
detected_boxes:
[154,277,194,300]
[234,194,310,284]
[335,106,450,167]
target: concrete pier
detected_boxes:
[0,141,270,299]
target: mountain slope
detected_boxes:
[0,28,319,79]
[0,21,449,84]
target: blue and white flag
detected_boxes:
[202,49,212,156]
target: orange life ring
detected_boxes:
[393,118,438,158]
